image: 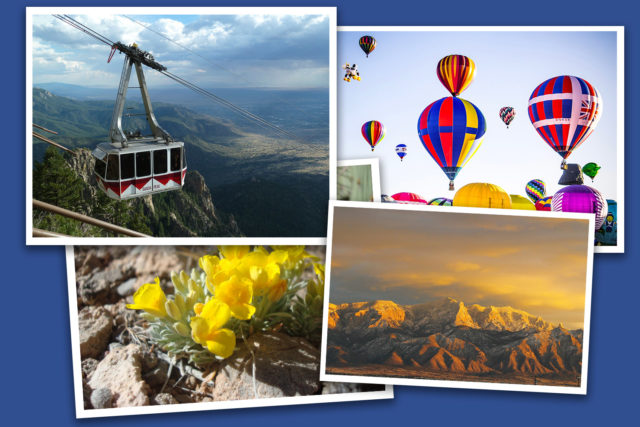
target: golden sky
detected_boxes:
[330,206,590,329]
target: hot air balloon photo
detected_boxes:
[453,183,511,209]
[395,144,407,161]
[427,197,452,206]
[338,29,622,251]
[582,162,601,181]
[436,54,476,97]
[528,75,602,167]
[499,106,516,128]
[359,35,376,57]
[525,179,546,203]
[552,185,607,230]
[361,120,386,151]
[417,97,486,190]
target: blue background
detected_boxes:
[8,0,637,425]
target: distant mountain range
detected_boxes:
[327,298,583,381]
[32,87,329,237]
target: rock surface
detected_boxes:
[78,306,113,359]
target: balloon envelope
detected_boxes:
[395,143,407,161]
[528,75,602,161]
[427,197,452,206]
[453,183,511,209]
[582,162,601,180]
[391,192,428,204]
[359,35,376,57]
[510,194,536,210]
[417,96,486,190]
[525,179,546,203]
[551,185,607,230]
[535,196,553,211]
[437,54,476,97]
[499,106,516,127]
[361,120,385,151]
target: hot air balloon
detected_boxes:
[436,54,476,97]
[535,196,553,211]
[417,97,486,190]
[359,35,376,57]
[427,197,452,206]
[525,179,546,203]
[582,162,601,181]
[551,185,607,230]
[499,106,516,128]
[452,183,511,209]
[395,144,407,161]
[361,120,385,151]
[391,192,428,204]
[510,194,536,210]
[528,75,602,167]
[596,199,617,246]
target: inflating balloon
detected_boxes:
[551,185,607,230]
[361,120,385,151]
[359,35,376,57]
[582,162,601,181]
[528,75,602,166]
[452,183,511,209]
[395,144,407,161]
[437,54,476,97]
[525,179,546,203]
[535,196,553,211]
[510,194,536,210]
[417,96,486,191]
[427,197,452,206]
[499,106,516,128]
[391,192,428,204]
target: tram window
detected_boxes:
[136,152,151,177]
[94,159,106,178]
[154,150,167,174]
[170,147,182,171]
[121,154,135,180]
[106,154,119,180]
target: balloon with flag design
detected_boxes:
[436,54,476,97]
[395,144,407,161]
[359,35,376,57]
[361,120,385,151]
[525,179,546,203]
[528,75,602,166]
[417,96,486,191]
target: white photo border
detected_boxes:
[320,200,595,395]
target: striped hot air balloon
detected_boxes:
[436,54,476,97]
[534,196,553,211]
[528,75,602,165]
[427,197,452,206]
[361,120,385,151]
[395,144,407,161]
[525,179,546,203]
[359,35,376,57]
[552,185,607,230]
[417,96,486,191]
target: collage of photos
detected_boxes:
[25,6,624,422]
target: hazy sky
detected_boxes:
[330,206,590,329]
[338,30,619,203]
[32,13,330,89]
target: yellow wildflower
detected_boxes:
[313,262,325,283]
[272,245,314,269]
[219,246,250,260]
[190,299,236,359]
[215,275,256,320]
[266,278,288,302]
[126,277,167,318]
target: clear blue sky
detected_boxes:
[32,12,330,89]
[338,30,618,201]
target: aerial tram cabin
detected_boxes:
[93,42,187,200]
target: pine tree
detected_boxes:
[33,146,84,211]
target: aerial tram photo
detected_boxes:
[28,11,332,240]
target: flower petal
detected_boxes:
[206,329,236,359]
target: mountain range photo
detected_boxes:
[326,297,583,387]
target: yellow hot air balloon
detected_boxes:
[453,183,512,209]
[510,194,536,210]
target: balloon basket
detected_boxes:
[449,181,455,191]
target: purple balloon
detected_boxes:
[551,185,607,230]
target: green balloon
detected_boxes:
[582,162,601,180]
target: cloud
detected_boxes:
[448,261,481,272]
